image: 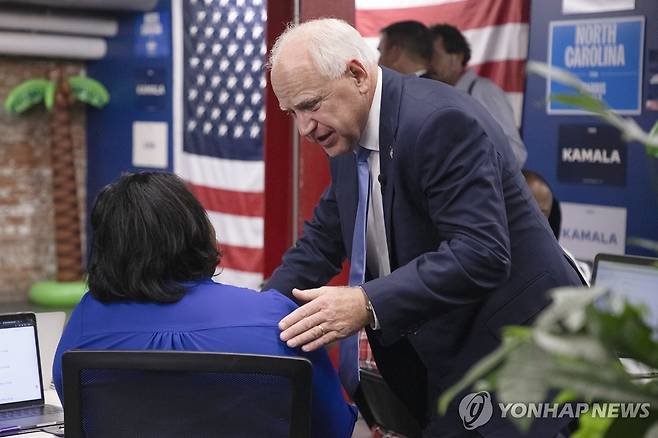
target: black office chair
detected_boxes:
[359,369,423,438]
[62,350,312,438]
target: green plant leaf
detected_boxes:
[533,331,611,362]
[437,326,531,415]
[646,419,658,438]
[627,237,658,255]
[545,357,658,405]
[571,411,614,438]
[647,120,658,158]
[44,80,56,111]
[528,62,658,148]
[67,76,110,108]
[4,79,51,114]
[552,92,608,114]
[535,287,607,332]
[586,303,658,369]
[553,389,579,404]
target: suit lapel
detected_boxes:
[378,68,403,263]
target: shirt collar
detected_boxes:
[359,66,382,153]
[455,68,477,89]
[414,68,427,77]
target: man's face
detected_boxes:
[430,37,463,85]
[271,47,372,157]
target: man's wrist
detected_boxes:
[358,286,379,329]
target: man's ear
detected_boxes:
[346,59,370,93]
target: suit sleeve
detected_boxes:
[365,107,512,344]
[262,178,346,300]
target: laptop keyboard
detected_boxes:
[0,405,60,420]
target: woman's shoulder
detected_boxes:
[182,280,298,324]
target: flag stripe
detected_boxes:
[471,59,526,93]
[356,0,528,37]
[219,243,264,273]
[364,22,528,66]
[213,267,263,288]
[189,183,264,218]
[464,23,528,64]
[207,211,263,249]
[356,0,466,10]
[176,151,264,192]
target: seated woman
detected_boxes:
[53,171,356,437]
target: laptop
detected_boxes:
[0,313,63,434]
[591,253,658,377]
[592,253,658,327]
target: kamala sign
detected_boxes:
[557,124,626,187]
[559,202,626,261]
[548,16,644,114]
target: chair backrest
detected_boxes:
[63,350,312,438]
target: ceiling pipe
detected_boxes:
[0,8,118,36]
[0,0,157,12]
[0,31,106,59]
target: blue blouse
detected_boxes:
[53,279,356,437]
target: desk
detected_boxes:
[12,433,56,438]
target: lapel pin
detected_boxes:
[389,147,394,159]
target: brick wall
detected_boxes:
[0,57,86,303]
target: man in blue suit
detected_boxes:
[265,18,582,436]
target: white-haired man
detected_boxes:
[264,18,581,437]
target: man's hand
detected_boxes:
[279,286,371,352]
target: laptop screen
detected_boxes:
[592,254,658,329]
[0,314,43,405]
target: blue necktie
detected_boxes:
[339,146,370,396]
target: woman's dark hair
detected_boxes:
[87,172,220,303]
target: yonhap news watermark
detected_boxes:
[459,391,651,430]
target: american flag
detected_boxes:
[356,0,529,126]
[173,0,267,289]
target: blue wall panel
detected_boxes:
[86,0,173,215]
[523,0,658,258]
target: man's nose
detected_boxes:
[295,112,316,137]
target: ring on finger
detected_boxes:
[318,324,326,336]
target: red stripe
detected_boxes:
[356,0,529,37]
[219,243,263,273]
[188,183,264,218]
[471,59,526,93]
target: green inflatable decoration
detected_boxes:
[29,281,86,307]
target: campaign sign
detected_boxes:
[135,67,167,112]
[548,16,644,114]
[135,12,171,58]
[557,124,626,186]
[560,202,627,261]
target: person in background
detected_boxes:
[265,18,581,436]
[377,20,433,77]
[523,169,591,284]
[523,169,562,239]
[52,171,356,438]
[429,23,528,166]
